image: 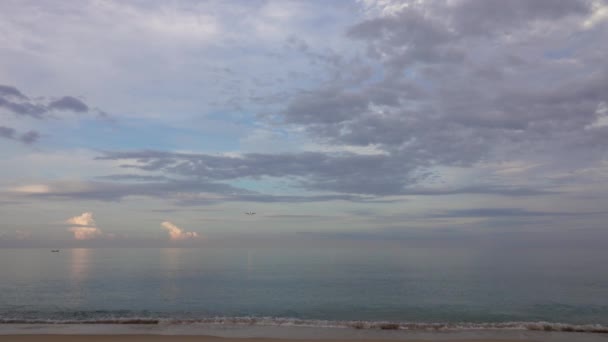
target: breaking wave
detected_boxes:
[1,316,607,334]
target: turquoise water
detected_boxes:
[1,246,607,330]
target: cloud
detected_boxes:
[229,0,608,202]
[0,126,40,144]
[23,179,251,202]
[0,96,45,118]
[96,174,170,182]
[0,84,108,144]
[66,212,96,226]
[11,184,51,194]
[3,0,608,213]
[95,150,555,198]
[430,208,599,218]
[47,96,89,113]
[68,226,102,240]
[96,150,417,196]
[0,85,26,99]
[19,130,41,144]
[583,1,608,28]
[0,126,15,139]
[0,85,92,118]
[348,0,593,67]
[161,221,199,240]
[66,212,102,240]
[9,178,374,206]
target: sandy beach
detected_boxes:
[0,336,537,342]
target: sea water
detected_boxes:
[1,245,607,337]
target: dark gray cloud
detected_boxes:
[284,88,371,124]
[448,0,593,36]
[238,0,607,204]
[264,214,334,220]
[268,0,608,185]
[48,96,89,113]
[401,185,557,197]
[0,126,15,139]
[0,84,93,118]
[19,130,40,144]
[348,0,593,68]
[285,36,343,68]
[0,96,46,118]
[30,180,246,203]
[0,126,40,144]
[430,208,599,218]
[0,85,26,99]
[282,75,425,126]
[95,150,554,198]
[347,5,459,68]
[14,178,371,206]
[96,174,171,182]
[96,150,415,196]
[0,84,109,144]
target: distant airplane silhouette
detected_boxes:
[245,212,256,215]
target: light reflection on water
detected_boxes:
[68,248,91,306]
[69,248,90,282]
[161,248,181,302]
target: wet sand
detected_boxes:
[0,335,538,342]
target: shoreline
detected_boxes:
[1,319,606,334]
[2,324,607,342]
[0,336,543,342]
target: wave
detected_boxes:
[1,316,607,334]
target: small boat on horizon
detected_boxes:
[51,249,60,252]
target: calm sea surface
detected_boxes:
[1,246,607,329]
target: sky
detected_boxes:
[1,0,608,247]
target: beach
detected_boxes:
[0,336,538,342]
[3,323,607,342]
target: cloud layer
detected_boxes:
[80,0,607,205]
[1,0,608,245]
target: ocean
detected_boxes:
[1,245,608,339]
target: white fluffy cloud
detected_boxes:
[68,226,102,240]
[161,221,199,241]
[66,211,95,226]
[66,212,102,240]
